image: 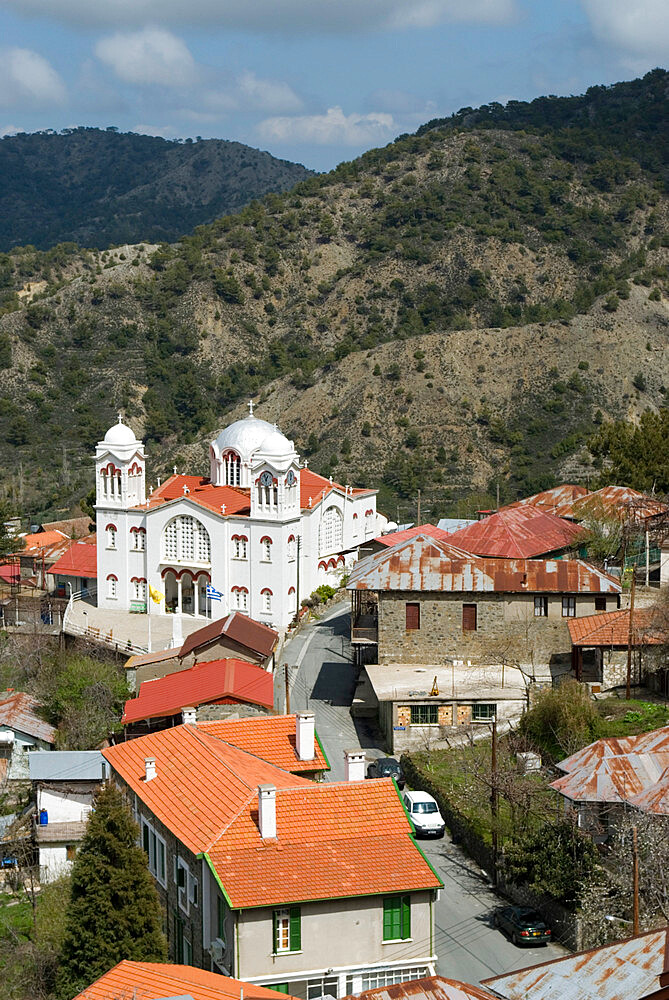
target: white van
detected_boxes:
[403,790,445,838]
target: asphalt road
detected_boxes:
[280,605,567,985]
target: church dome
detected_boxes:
[257,428,294,458]
[103,416,138,447]
[212,407,275,460]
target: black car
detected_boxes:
[493,906,552,946]
[366,757,405,788]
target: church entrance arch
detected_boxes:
[162,569,211,617]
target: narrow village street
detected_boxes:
[279,604,567,985]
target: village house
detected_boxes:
[348,533,622,673]
[29,750,106,881]
[48,535,97,598]
[0,692,55,782]
[568,607,668,692]
[73,959,299,1000]
[550,725,669,841]
[444,504,584,560]
[94,406,384,630]
[102,714,441,998]
[120,658,275,737]
[124,611,279,692]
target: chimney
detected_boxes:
[182,706,197,725]
[144,757,157,782]
[296,711,315,761]
[258,784,276,839]
[344,749,366,783]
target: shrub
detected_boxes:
[314,584,336,602]
[519,680,599,760]
[503,821,599,909]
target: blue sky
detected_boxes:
[0,0,667,171]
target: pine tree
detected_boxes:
[58,782,167,996]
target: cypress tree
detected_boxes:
[58,782,167,996]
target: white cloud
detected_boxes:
[1,124,22,135]
[582,0,669,66]
[95,27,196,86]
[3,0,517,32]
[0,48,66,108]
[133,123,181,137]
[237,71,303,112]
[257,106,396,146]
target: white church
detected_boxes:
[95,405,384,629]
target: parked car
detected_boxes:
[367,757,405,788]
[493,906,552,946]
[402,790,445,838]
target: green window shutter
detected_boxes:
[142,823,149,854]
[401,895,411,939]
[289,906,301,951]
[384,896,401,940]
[273,910,279,953]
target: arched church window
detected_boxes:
[319,506,343,555]
[261,536,272,562]
[224,451,242,487]
[162,516,211,565]
[232,586,248,611]
[107,574,118,599]
[106,524,117,549]
[261,588,273,613]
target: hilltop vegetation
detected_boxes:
[0,71,667,520]
[0,128,313,251]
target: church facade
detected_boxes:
[95,406,383,629]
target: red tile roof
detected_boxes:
[122,658,274,723]
[299,469,375,509]
[197,715,329,774]
[342,975,496,1000]
[179,611,278,660]
[48,536,97,579]
[446,506,583,559]
[208,778,441,908]
[19,529,67,552]
[0,562,19,584]
[73,960,297,1000]
[134,475,251,517]
[347,533,621,594]
[568,609,668,647]
[374,524,454,548]
[103,723,441,908]
[0,691,55,744]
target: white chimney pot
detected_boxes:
[296,711,315,761]
[258,784,277,839]
[344,749,366,783]
[182,706,197,725]
[144,757,157,782]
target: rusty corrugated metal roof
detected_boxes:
[551,726,669,814]
[504,484,590,517]
[446,505,583,558]
[570,486,668,523]
[481,927,669,1000]
[0,691,55,744]
[347,532,621,594]
[341,975,495,1000]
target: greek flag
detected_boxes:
[206,584,223,602]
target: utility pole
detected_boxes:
[284,662,291,715]
[625,565,637,700]
[417,490,421,526]
[496,480,500,511]
[632,825,639,936]
[490,715,498,886]
[296,535,301,611]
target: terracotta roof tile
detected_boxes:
[122,658,275,723]
[179,611,278,660]
[568,608,667,647]
[133,476,251,517]
[446,506,583,559]
[48,536,97,579]
[73,959,297,1000]
[197,715,328,774]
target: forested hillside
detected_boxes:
[0,128,313,251]
[0,70,667,522]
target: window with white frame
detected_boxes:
[287,535,296,561]
[106,525,117,549]
[175,856,190,914]
[288,587,296,614]
[141,817,166,886]
[562,595,576,618]
[131,528,146,551]
[472,703,496,722]
[107,575,118,599]
[262,589,272,613]
[132,579,146,602]
[223,451,241,486]
[261,537,272,561]
[319,506,343,555]
[233,536,248,559]
[161,515,211,565]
